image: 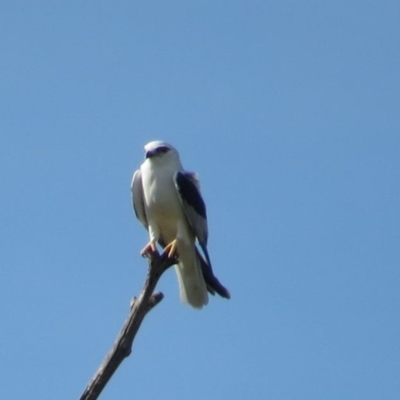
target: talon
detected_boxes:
[164,239,178,259]
[140,240,158,257]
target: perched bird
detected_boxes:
[131,140,230,309]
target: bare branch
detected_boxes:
[80,252,176,400]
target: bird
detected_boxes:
[131,140,230,309]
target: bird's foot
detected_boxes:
[140,240,158,258]
[164,239,178,259]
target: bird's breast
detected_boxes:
[142,167,182,219]
[140,161,192,244]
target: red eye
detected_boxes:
[157,146,170,154]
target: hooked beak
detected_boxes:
[145,150,156,159]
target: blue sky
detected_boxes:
[1,1,399,399]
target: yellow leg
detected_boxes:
[140,239,157,257]
[164,239,178,259]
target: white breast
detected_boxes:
[141,158,187,243]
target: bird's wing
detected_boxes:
[174,171,215,264]
[196,248,231,299]
[131,169,148,229]
[173,171,230,299]
[174,171,208,243]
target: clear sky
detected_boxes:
[1,1,399,399]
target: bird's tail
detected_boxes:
[175,243,208,309]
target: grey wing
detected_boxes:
[131,169,148,229]
[174,171,208,244]
[174,171,230,300]
[173,171,213,265]
[196,247,231,299]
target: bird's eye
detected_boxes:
[157,146,170,154]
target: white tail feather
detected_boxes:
[174,244,208,309]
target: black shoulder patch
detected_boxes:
[175,172,207,219]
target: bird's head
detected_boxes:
[143,141,180,164]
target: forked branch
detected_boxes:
[80,252,176,400]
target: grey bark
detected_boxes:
[80,252,176,400]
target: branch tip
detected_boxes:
[80,255,172,400]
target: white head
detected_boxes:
[143,140,181,165]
